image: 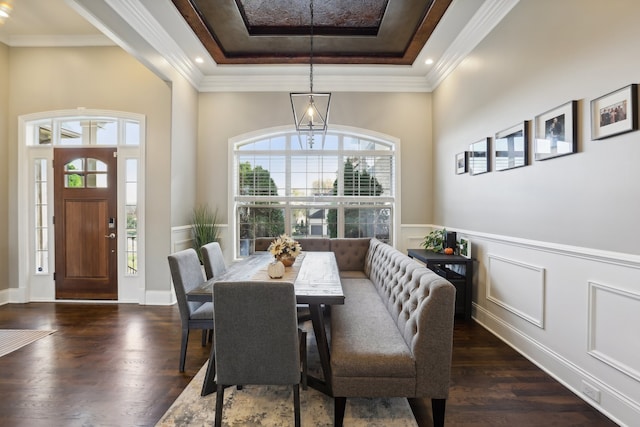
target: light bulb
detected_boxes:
[307,105,314,124]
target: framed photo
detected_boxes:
[494,121,529,171]
[458,237,471,259]
[469,138,490,175]
[534,101,577,161]
[455,151,468,174]
[591,84,638,140]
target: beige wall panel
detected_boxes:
[7,46,172,292]
[170,75,198,227]
[433,0,640,254]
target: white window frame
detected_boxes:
[229,125,400,259]
[17,109,146,303]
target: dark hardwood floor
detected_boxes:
[0,303,617,426]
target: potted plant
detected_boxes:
[420,228,447,253]
[191,204,220,263]
[267,234,302,267]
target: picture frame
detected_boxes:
[468,138,490,175]
[455,151,468,174]
[590,84,638,140]
[494,121,529,171]
[458,237,471,259]
[534,100,577,161]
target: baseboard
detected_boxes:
[0,288,9,305]
[144,289,176,306]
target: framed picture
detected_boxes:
[455,151,468,174]
[458,237,471,259]
[494,121,529,171]
[590,84,638,140]
[534,101,577,161]
[469,138,490,175]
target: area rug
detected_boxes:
[156,360,418,427]
[157,319,419,427]
[0,329,56,358]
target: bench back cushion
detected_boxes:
[330,238,371,271]
[295,238,331,252]
[366,238,456,396]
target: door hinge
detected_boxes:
[53,272,56,280]
[52,215,55,225]
[113,151,118,158]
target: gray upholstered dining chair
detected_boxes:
[200,241,226,280]
[167,248,214,372]
[213,280,304,427]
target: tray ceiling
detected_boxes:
[171,0,452,65]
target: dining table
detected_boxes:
[187,251,344,397]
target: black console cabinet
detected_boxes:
[407,249,473,320]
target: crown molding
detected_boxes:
[424,0,519,89]
[65,0,519,93]
[104,0,205,88]
[198,73,434,93]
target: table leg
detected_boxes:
[201,344,217,396]
[307,303,332,396]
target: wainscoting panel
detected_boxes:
[443,224,640,426]
[171,225,194,253]
[486,254,545,328]
[588,281,640,383]
[398,225,430,255]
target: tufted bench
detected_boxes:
[330,238,456,427]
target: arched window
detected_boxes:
[232,128,397,256]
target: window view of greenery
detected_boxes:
[327,157,388,239]
[65,162,84,188]
[238,162,285,255]
[235,133,394,256]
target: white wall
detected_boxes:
[433,1,640,425]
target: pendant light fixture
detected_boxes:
[290,0,331,148]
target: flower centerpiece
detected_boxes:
[268,234,302,267]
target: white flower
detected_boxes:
[268,234,302,258]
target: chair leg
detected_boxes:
[179,327,189,372]
[293,384,301,427]
[431,398,446,427]
[334,397,346,427]
[298,329,307,390]
[201,329,207,346]
[215,384,225,427]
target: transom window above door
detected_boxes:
[26,118,140,146]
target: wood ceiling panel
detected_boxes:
[171,0,452,65]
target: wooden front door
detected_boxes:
[54,148,118,299]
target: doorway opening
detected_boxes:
[19,110,145,302]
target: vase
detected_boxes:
[267,260,285,279]
[277,254,295,267]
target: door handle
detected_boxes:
[105,233,116,239]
